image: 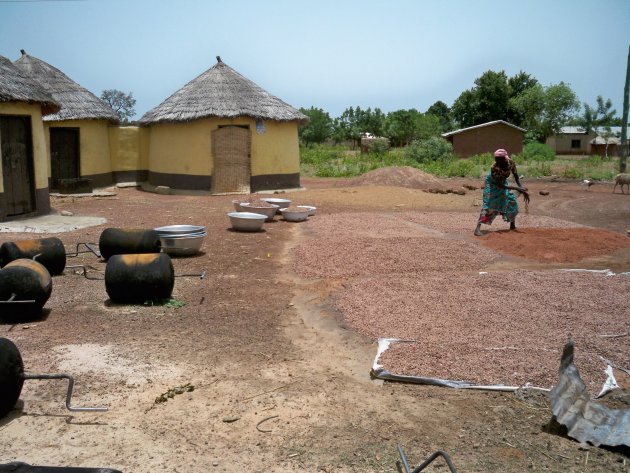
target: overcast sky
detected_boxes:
[1,0,629,120]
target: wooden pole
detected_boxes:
[620,45,629,173]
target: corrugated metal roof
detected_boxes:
[549,341,630,447]
[441,120,525,138]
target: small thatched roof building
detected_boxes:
[0,54,59,220]
[140,56,307,193]
[14,50,119,189]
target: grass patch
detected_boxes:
[300,146,621,181]
[143,298,186,308]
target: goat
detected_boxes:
[613,173,630,194]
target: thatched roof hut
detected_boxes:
[14,50,118,123]
[140,56,307,125]
[0,54,59,115]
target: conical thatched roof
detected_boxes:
[0,54,59,115]
[139,57,307,125]
[14,50,118,123]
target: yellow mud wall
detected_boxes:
[0,102,48,193]
[146,117,299,176]
[109,126,149,171]
[46,119,112,176]
[250,120,300,176]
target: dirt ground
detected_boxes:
[0,175,629,472]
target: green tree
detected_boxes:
[510,82,580,142]
[298,107,332,146]
[580,96,617,133]
[100,89,136,124]
[331,106,386,147]
[451,88,480,128]
[384,109,440,146]
[426,100,453,132]
[507,71,539,125]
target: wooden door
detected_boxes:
[0,115,35,216]
[211,126,251,194]
[50,127,80,187]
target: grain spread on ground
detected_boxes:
[291,211,630,391]
[243,199,276,208]
[282,205,308,212]
[345,166,449,190]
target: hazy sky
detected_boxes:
[1,0,629,120]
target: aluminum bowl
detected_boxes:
[239,203,279,221]
[261,197,292,214]
[232,200,249,212]
[280,208,309,222]
[159,233,206,256]
[227,212,267,232]
[296,205,317,216]
[154,224,206,235]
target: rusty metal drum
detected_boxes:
[104,253,174,304]
[98,228,161,261]
[0,237,66,275]
[0,259,53,321]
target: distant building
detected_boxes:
[547,126,627,157]
[442,120,525,158]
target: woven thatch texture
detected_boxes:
[14,52,118,123]
[140,58,307,125]
[0,55,59,115]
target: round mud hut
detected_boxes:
[14,50,119,191]
[0,54,59,222]
[139,56,307,194]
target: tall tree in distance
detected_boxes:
[426,100,453,132]
[581,95,617,133]
[101,89,136,124]
[507,71,539,125]
[298,107,332,146]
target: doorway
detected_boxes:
[50,127,80,188]
[211,126,251,194]
[0,115,36,216]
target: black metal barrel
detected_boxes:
[0,337,25,418]
[0,259,53,321]
[0,237,66,275]
[105,253,174,304]
[98,228,161,261]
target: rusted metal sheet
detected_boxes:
[549,341,630,447]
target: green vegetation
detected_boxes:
[300,143,620,181]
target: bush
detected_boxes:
[367,138,390,155]
[300,145,345,166]
[521,142,555,162]
[526,161,553,177]
[562,167,584,179]
[405,137,454,163]
[468,153,494,167]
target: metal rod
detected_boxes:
[22,373,108,412]
[174,270,206,279]
[0,293,36,304]
[397,445,458,473]
[398,444,412,473]
[65,265,105,280]
[66,243,101,258]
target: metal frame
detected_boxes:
[22,373,108,413]
[397,445,458,473]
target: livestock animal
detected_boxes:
[613,173,630,194]
[581,179,594,191]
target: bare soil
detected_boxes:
[1,174,629,472]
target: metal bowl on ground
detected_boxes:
[296,205,317,216]
[159,232,207,256]
[227,212,267,232]
[154,224,206,235]
[239,203,280,222]
[232,200,249,212]
[261,197,292,214]
[280,207,309,222]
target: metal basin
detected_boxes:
[261,198,292,214]
[239,203,279,221]
[159,233,206,256]
[296,205,317,216]
[154,225,206,235]
[227,212,266,232]
[280,208,309,222]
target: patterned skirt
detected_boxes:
[478,173,518,225]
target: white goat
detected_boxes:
[613,173,630,194]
